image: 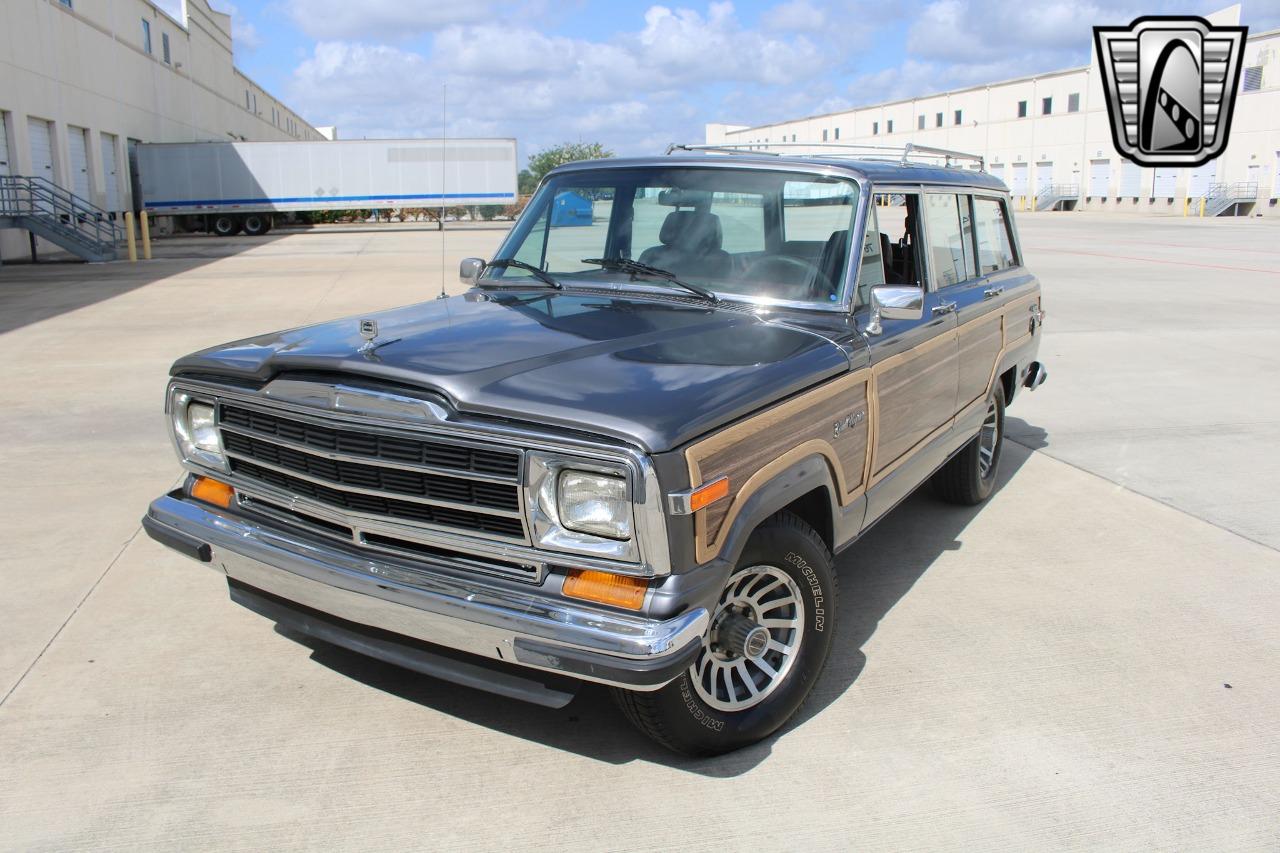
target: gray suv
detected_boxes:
[144,144,1046,755]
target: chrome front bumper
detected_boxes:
[144,493,708,698]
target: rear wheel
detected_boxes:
[242,214,270,236]
[613,511,837,756]
[212,214,241,237]
[932,382,1005,505]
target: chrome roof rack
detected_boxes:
[665,142,985,171]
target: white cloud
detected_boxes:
[761,0,828,32]
[285,2,832,157]
[907,0,1102,64]
[281,0,502,40]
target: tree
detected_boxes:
[518,169,538,195]
[526,142,613,186]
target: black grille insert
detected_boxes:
[220,404,520,479]
[230,459,525,539]
[222,431,519,511]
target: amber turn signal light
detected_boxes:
[689,477,729,512]
[562,569,648,610]
[190,476,235,509]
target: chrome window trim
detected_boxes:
[168,378,673,577]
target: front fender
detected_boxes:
[710,452,862,569]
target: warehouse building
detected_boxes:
[707,5,1280,217]
[0,0,322,261]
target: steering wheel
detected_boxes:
[743,255,834,301]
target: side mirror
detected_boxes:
[866,285,923,335]
[459,257,486,285]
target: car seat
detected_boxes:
[638,211,732,279]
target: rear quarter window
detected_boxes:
[973,197,1018,272]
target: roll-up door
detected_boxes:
[68,125,91,200]
[1088,159,1110,197]
[1009,162,1028,196]
[27,117,55,179]
[1035,161,1053,193]
[0,114,10,176]
[100,133,121,213]
[1117,161,1142,198]
[1188,160,1217,198]
[1152,167,1179,198]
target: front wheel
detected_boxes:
[932,382,1006,505]
[613,511,837,756]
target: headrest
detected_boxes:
[659,211,723,251]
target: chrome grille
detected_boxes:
[217,402,527,543]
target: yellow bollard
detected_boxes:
[124,211,137,262]
[1199,197,1206,218]
[140,209,152,260]
[1182,198,1189,217]
[1031,195,1037,211]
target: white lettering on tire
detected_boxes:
[785,551,825,632]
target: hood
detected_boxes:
[172,290,852,452]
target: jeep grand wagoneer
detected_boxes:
[144,143,1046,755]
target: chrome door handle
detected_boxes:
[983,286,1005,298]
[932,301,957,316]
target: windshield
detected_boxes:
[485,166,862,308]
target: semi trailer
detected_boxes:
[134,138,518,236]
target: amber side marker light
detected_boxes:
[562,569,648,610]
[689,477,729,512]
[191,476,235,509]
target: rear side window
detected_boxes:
[922,193,975,287]
[973,198,1017,272]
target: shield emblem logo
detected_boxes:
[1094,16,1247,167]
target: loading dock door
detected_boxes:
[0,114,10,176]
[101,133,121,213]
[68,126,91,201]
[27,117,55,180]
[1035,162,1053,193]
[1010,162,1028,196]
[1118,161,1142,198]
[1088,159,1110,197]
[1188,160,1217,198]
[1152,167,1179,198]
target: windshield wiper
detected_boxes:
[579,257,719,303]
[483,259,562,289]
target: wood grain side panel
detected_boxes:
[686,371,870,562]
[956,314,1004,410]
[872,338,957,476]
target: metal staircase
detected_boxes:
[1202,182,1259,217]
[0,175,120,262]
[1035,184,1080,211]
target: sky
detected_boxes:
[157,0,1280,164]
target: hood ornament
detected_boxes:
[357,318,401,360]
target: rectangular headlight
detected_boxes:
[557,470,631,540]
[170,389,226,470]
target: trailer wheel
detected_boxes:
[212,215,242,237]
[242,214,270,236]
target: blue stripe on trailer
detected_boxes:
[147,192,513,208]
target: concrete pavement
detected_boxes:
[1,218,1278,850]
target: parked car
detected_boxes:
[144,145,1046,756]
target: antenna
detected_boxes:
[437,82,448,300]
